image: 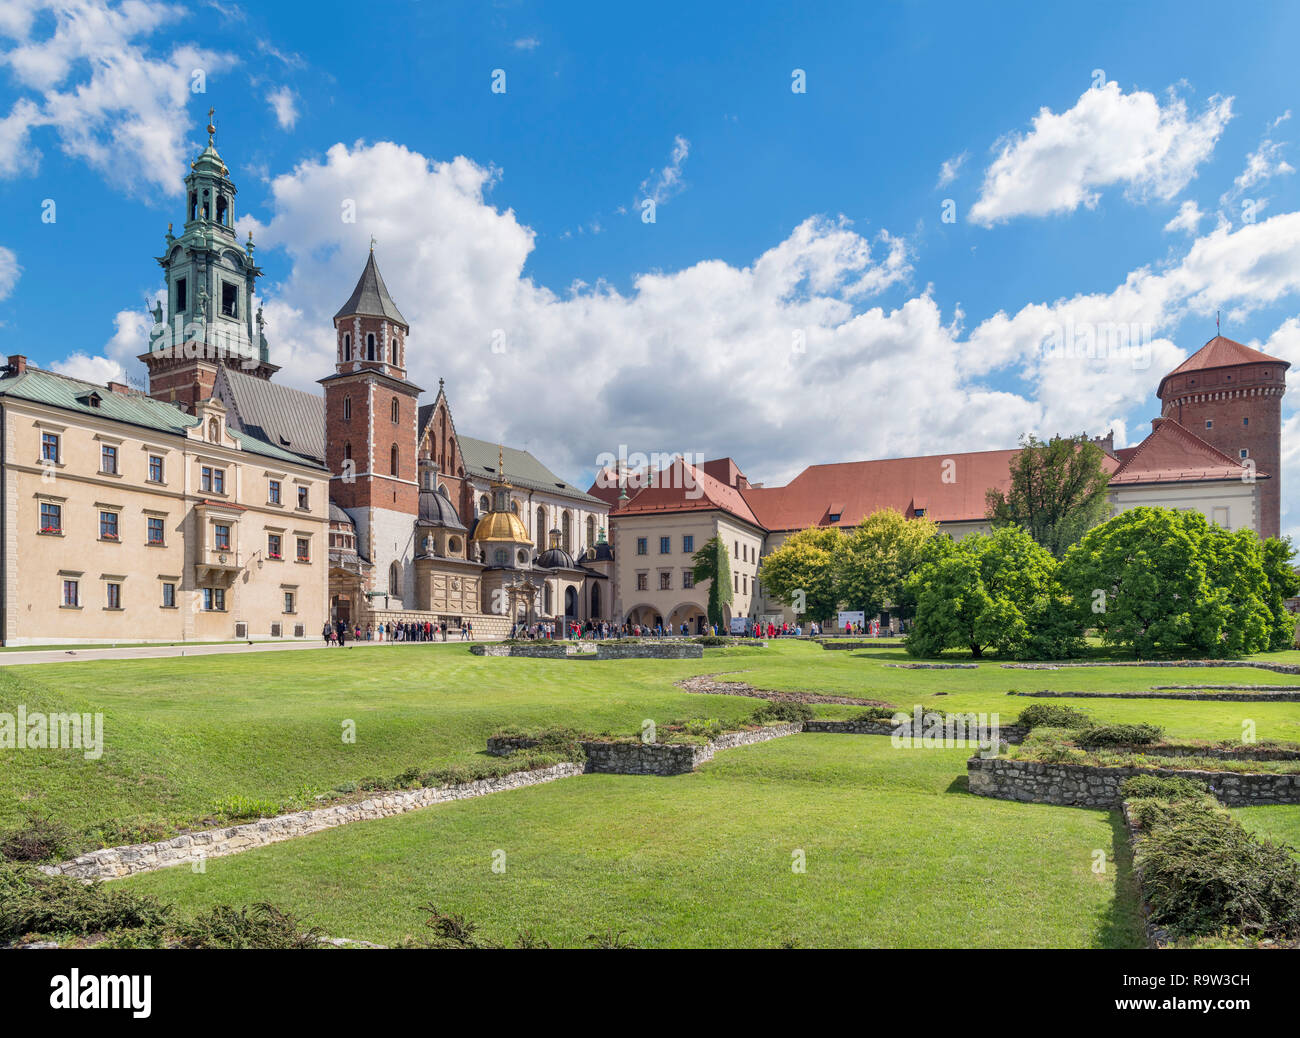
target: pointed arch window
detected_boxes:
[562,511,572,553]
[366,333,376,361]
[342,333,351,361]
[344,442,352,462]
[391,396,399,424]
[390,444,399,476]
[388,561,401,597]
[343,396,351,422]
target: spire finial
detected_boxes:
[207,106,216,144]
[369,234,377,252]
[498,443,504,474]
[1216,309,1221,335]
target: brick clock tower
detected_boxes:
[320,247,422,608]
[142,110,278,410]
[1157,335,1290,539]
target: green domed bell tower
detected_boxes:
[142,108,278,410]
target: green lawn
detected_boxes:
[2,640,1298,832]
[118,735,1145,948]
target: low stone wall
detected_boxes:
[967,757,1300,808]
[1009,688,1300,702]
[818,641,875,650]
[489,722,804,775]
[803,718,1027,743]
[42,762,584,882]
[595,641,703,660]
[1003,660,1300,675]
[470,642,575,658]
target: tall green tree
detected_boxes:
[1260,537,1300,651]
[1058,506,1281,657]
[905,526,1081,659]
[691,535,733,629]
[757,526,844,622]
[837,509,938,619]
[986,433,1112,557]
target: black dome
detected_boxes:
[417,486,466,530]
[536,545,577,569]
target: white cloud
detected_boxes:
[639,135,690,207]
[936,151,967,188]
[0,0,236,196]
[0,245,19,300]
[267,85,298,130]
[50,351,125,385]
[1164,199,1204,235]
[969,82,1232,226]
[511,37,540,51]
[1233,138,1294,192]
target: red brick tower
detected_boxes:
[319,248,422,606]
[1156,335,1289,539]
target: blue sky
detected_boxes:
[1,0,1299,533]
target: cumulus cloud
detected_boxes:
[969,82,1232,227]
[51,351,125,384]
[267,85,298,130]
[0,245,19,300]
[0,0,236,196]
[1164,199,1205,235]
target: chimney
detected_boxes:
[107,381,130,395]
[7,354,27,375]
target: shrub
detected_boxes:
[1014,704,1092,730]
[850,707,899,722]
[1134,801,1300,940]
[0,811,78,863]
[1076,723,1164,747]
[0,860,172,942]
[1121,774,1210,803]
[174,903,325,949]
[751,701,814,724]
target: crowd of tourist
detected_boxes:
[321,618,473,646]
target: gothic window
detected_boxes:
[586,515,595,548]
[343,333,351,361]
[562,511,572,552]
[388,561,401,597]
[344,442,352,462]
[536,506,547,548]
[390,444,399,476]
[366,333,376,360]
[391,396,399,423]
[343,396,351,422]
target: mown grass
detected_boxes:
[2,640,1297,834]
[118,736,1145,948]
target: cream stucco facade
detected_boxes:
[0,385,330,645]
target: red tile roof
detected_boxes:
[602,458,764,528]
[1109,417,1259,484]
[741,448,1097,531]
[1158,335,1290,397]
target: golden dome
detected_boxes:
[472,509,531,544]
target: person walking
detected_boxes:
[323,622,333,646]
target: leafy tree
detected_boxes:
[905,526,1080,659]
[1058,507,1280,657]
[691,535,733,629]
[837,509,938,620]
[986,433,1112,557]
[757,526,844,622]
[1260,537,1300,651]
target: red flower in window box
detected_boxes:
[39,525,61,534]
[101,533,119,541]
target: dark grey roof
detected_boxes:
[458,435,602,504]
[334,251,407,326]
[216,367,326,465]
[329,503,355,525]
[417,486,466,530]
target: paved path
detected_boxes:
[0,638,487,667]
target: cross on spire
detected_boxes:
[369,234,377,252]
[207,107,216,144]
